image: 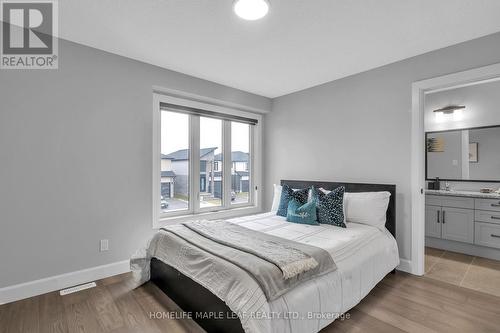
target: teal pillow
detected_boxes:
[277,184,309,217]
[286,198,319,225]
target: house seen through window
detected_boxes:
[160,109,253,215]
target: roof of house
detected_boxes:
[162,147,217,160]
[214,151,248,162]
[161,171,176,178]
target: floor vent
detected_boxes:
[59,282,97,296]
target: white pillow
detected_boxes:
[319,188,390,229]
[344,191,391,230]
[270,184,282,212]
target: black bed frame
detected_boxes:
[150,180,397,333]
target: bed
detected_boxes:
[143,180,399,333]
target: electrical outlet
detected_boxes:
[100,239,109,252]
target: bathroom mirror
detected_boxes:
[426,125,500,182]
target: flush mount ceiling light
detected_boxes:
[233,0,270,21]
[433,105,466,114]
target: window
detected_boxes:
[154,94,261,223]
[231,122,250,205]
[160,110,189,213]
[200,117,222,208]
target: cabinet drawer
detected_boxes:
[475,222,500,249]
[441,197,474,209]
[475,198,500,212]
[475,210,500,225]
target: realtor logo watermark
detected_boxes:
[1,0,58,69]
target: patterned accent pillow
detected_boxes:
[286,199,319,225]
[316,186,346,228]
[276,184,309,217]
[292,187,309,204]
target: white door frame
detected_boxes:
[410,63,500,275]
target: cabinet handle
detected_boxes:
[437,210,440,223]
[491,216,500,220]
[492,203,500,207]
[442,210,446,224]
[491,234,500,238]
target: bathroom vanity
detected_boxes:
[426,190,500,259]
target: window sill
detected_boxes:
[154,205,262,229]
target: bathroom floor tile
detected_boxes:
[461,257,500,297]
[425,247,445,273]
[425,251,474,285]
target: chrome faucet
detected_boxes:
[445,182,451,191]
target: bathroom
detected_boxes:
[424,79,500,295]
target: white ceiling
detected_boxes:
[60,0,500,98]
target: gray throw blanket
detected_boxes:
[184,220,318,279]
[161,220,336,301]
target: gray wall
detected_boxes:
[265,32,500,260]
[0,39,271,287]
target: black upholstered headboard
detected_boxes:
[280,180,396,238]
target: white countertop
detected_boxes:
[426,189,500,199]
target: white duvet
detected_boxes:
[134,212,399,333]
[227,212,399,333]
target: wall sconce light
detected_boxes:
[433,105,466,122]
[432,105,466,115]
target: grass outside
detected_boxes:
[173,194,188,202]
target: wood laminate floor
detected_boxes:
[1,270,500,333]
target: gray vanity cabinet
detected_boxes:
[425,195,474,244]
[425,191,500,259]
[441,207,474,243]
[474,198,500,249]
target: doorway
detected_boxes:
[411,63,500,277]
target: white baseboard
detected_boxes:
[0,260,130,305]
[397,258,412,274]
